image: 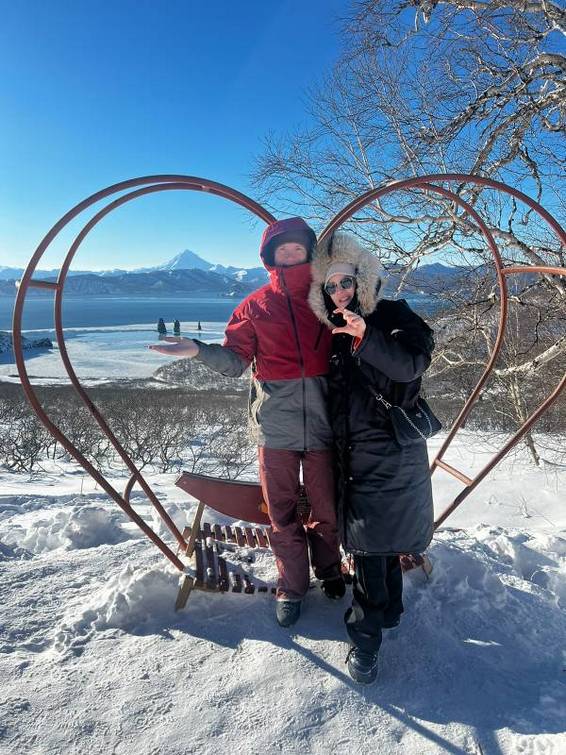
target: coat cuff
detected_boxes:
[352,326,371,356]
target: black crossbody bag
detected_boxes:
[365,384,442,446]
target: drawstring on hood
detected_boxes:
[309,232,386,329]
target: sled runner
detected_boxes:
[12,173,565,609]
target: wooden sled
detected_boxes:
[173,471,433,610]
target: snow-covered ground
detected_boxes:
[1,432,565,754]
[0,322,225,384]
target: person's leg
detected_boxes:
[345,554,388,653]
[383,555,404,628]
[301,449,342,582]
[258,447,309,601]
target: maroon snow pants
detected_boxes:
[258,447,341,600]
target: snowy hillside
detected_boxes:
[0,433,564,754]
[0,331,52,355]
[154,355,250,391]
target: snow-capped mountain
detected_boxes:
[0,248,271,296]
[142,249,213,273]
[0,249,269,287]
[149,251,269,287]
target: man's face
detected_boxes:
[273,242,308,267]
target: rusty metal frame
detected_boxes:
[11,172,565,569]
[318,174,565,529]
[12,175,276,572]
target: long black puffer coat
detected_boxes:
[309,233,435,556]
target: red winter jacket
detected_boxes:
[223,261,331,381]
[194,217,334,450]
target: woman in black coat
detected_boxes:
[309,232,435,684]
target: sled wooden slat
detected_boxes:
[175,575,195,611]
[224,525,234,543]
[213,524,224,542]
[217,555,230,592]
[244,527,256,548]
[186,501,205,558]
[255,528,268,549]
[196,520,272,550]
[177,526,191,557]
[234,527,246,547]
[194,540,205,588]
[205,539,216,590]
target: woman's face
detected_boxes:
[326,273,356,310]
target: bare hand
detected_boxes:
[332,308,366,339]
[147,336,200,358]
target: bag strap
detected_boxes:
[369,387,393,410]
[361,377,435,437]
[358,368,395,409]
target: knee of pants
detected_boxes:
[270,514,306,535]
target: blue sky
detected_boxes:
[0,1,345,270]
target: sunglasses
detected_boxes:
[324,276,355,295]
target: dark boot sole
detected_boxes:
[347,662,378,685]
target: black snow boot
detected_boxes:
[346,647,379,685]
[382,615,400,629]
[321,576,346,600]
[276,600,301,627]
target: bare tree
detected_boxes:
[253,0,565,460]
[254,1,564,264]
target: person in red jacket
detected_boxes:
[149,218,345,627]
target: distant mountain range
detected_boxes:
[0,249,474,297]
[0,249,269,297]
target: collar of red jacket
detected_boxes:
[269,262,312,297]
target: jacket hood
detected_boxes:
[260,217,317,270]
[309,232,386,328]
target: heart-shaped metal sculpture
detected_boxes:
[12,174,566,584]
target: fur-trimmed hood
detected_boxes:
[309,232,386,328]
